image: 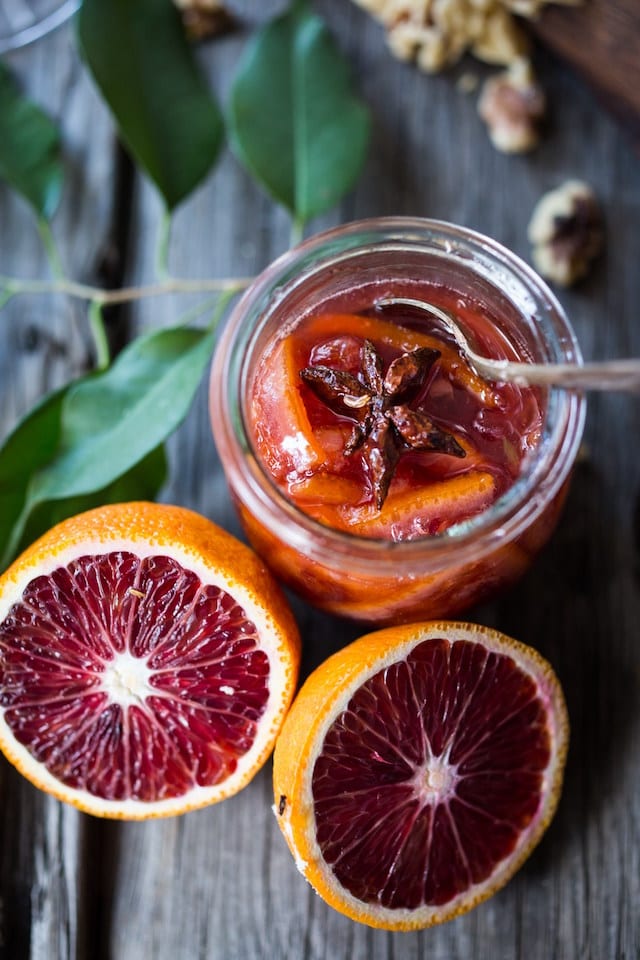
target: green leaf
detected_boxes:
[0,386,68,563]
[31,325,215,501]
[0,384,167,570]
[228,0,370,225]
[77,0,223,210]
[0,324,214,571]
[0,60,63,218]
[15,446,168,565]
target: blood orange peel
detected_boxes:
[0,502,300,819]
[273,621,568,930]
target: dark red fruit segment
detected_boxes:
[0,552,269,802]
[312,637,551,909]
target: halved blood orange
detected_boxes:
[0,502,300,819]
[273,621,568,929]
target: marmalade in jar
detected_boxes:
[249,288,544,542]
[210,218,585,624]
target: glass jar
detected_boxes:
[210,218,585,624]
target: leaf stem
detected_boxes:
[208,287,239,332]
[174,296,222,328]
[172,288,240,336]
[155,209,173,280]
[88,299,111,370]
[37,218,64,279]
[290,217,305,248]
[0,274,253,306]
[0,288,14,310]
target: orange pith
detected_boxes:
[0,502,300,820]
[273,621,568,930]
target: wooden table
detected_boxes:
[1,3,638,958]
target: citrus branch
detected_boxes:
[0,274,252,306]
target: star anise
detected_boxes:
[300,340,465,510]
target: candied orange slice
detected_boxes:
[340,471,496,539]
[252,310,500,486]
[290,473,363,506]
[251,336,327,480]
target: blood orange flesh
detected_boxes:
[0,551,269,803]
[273,622,567,929]
[313,637,551,909]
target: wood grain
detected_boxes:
[0,24,122,960]
[1,2,639,958]
[532,0,640,139]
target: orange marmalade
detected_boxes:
[211,219,584,623]
[249,291,544,542]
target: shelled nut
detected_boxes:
[527,180,603,286]
[478,58,546,153]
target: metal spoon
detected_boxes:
[375,297,640,392]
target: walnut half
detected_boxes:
[478,58,545,153]
[527,180,603,287]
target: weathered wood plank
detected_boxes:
[97,3,640,960]
[0,20,122,960]
[532,0,640,141]
[0,3,638,959]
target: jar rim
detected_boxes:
[211,217,586,575]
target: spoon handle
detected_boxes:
[474,357,640,392]
[373,298,640,392]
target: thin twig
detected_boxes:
[0,275,253,306]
